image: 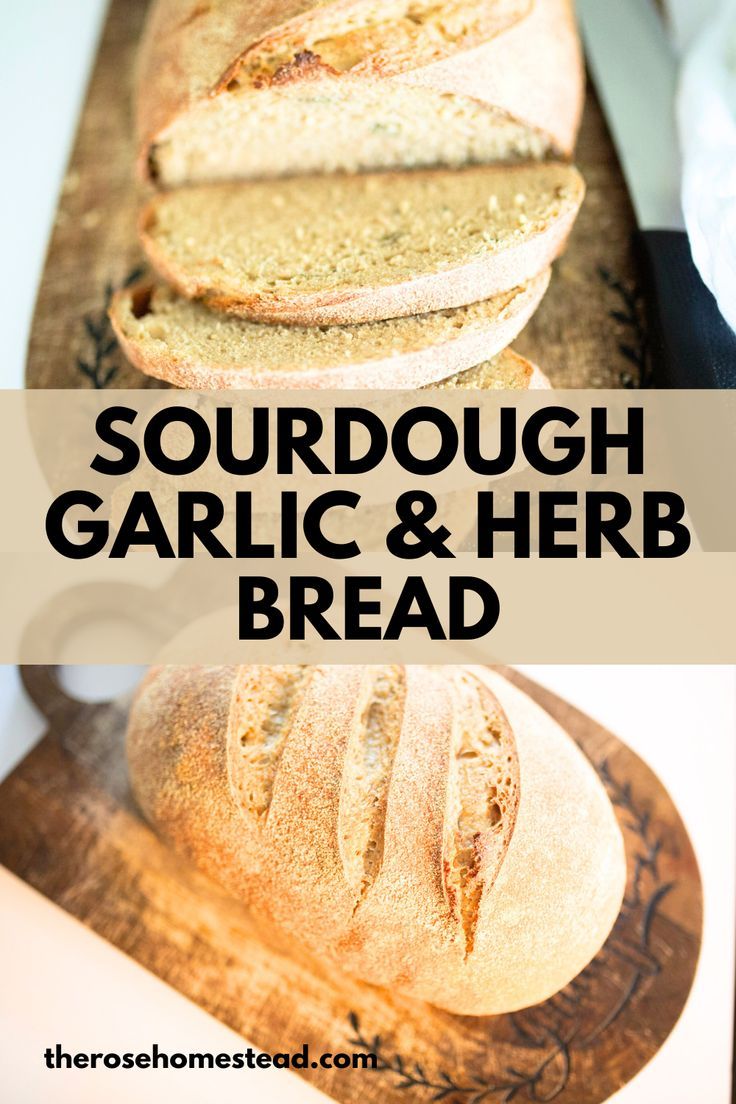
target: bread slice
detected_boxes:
[140,164,584,325]
[137,0,584,185]
[110,272,550,390]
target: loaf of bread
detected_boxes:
[139,164,583,325]
[110,272,549,389]
[137,0,583,186]
[127,665,625,1015]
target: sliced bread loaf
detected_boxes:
[137,0,584,186]
[140,164,583,325]
[110,272,549,390]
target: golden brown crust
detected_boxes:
[216,0,532,92]
[127,665,626,1015]
[136,0,584,183]
[396,0,584,158]
[125,666,259,894]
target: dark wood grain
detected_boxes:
[25,0,645,390]
[0,666,702,1104]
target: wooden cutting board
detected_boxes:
[26,0,648,391]
[0,666,701,1104]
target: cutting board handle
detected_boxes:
[20,666,101,730]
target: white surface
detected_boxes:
[675,0,736,334]
[0,665,734,1103]
[0,871,329,1104]
[0,0,108,388]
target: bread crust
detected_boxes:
[504,351,550,390]
[432,348,551,390]
[127,665,625,1015]
[136,0,584,183]
[394,0,583,157]
[109,272,549,390]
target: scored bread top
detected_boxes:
[109,273,549,390]
[139,164,584,325]
[137,0,529,148]
[227,665,520,958]
[127,664,626,1014]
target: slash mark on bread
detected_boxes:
[338,666,406,911]
[216,0,531,92]
[231,666,312,820]
[443,671,520,956]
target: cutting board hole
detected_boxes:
[58,665,146,702]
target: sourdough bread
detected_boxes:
[110,273,550,389]
[126,665,626,1015]
[139,164,584,325]
[137,0,583,185]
